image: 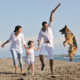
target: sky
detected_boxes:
[0,0,80,58]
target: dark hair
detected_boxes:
[14,25,22,32]
[42,21,47,26]
[27,40,34,46]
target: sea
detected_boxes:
[45,55,80,62]
[0,52,80,62]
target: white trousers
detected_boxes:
[39,43,54,59]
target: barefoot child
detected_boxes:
[24,40,39,75]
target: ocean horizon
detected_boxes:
[0,54,80,62]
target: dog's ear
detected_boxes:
[65,25,67,28]
[65,25,68,32]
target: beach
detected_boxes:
[0,58,80,80]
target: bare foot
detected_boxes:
[51,71,54,75]
[32,73,34,76]
[15,66,18,73]
[21,69,23,74]
[51,69,54,75]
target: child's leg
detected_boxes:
[31,64,34,75]
[28,65,31,71]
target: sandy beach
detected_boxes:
[0,57,80,80]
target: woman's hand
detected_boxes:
[23,44,30,55]
[1,44,5,48]
[1,40,9,48]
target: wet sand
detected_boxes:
[0,58,80,80]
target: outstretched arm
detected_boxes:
[49,3,61,23]
[1,40,9,48]
[33,46,39,51]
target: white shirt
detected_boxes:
[8,32,26,54]
[41,31,49,42]
[38,22,54,47]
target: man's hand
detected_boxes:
[38,42,40,46]
[51,10,55,14]
[50,3,61,23]
[38,40,40,46]
[52,3,61,13]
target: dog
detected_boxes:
[59,25,77,61]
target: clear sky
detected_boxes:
[0,0,80,58]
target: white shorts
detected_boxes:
[39,43,54,59]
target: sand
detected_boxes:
[0,57,80,80]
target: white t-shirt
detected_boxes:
[8,32,26,54]
[41,31,49,42]
[38,22,54,47]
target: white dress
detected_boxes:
[24,48,34,65]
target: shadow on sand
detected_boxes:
[0,72,20,74]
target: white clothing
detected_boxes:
[8,32,26,54]
[39,43,53,59]
[24,48,34,65]
[41,31,49,42]
[38,22,54,47]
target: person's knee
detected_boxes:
[39,54,43,57]
[50,59,53,62]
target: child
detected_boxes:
[24,40,39,75]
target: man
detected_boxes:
[37,9,55,74]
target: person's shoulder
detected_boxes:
[10,32,14,35]
[48,22,52,25]
[20,33,24,36]
[39,28,43,33]
[20,33,23,35]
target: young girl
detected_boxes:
[24,40,39,75]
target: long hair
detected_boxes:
[14,25,22,32]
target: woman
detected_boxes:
[1,25,29,74]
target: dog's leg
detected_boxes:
[70,47,77,61]
[63,39,71,46]
[66,50,71,57]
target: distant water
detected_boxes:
[45,55,80,62]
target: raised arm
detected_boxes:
[49,3,61,23]
[49,10,54,23]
